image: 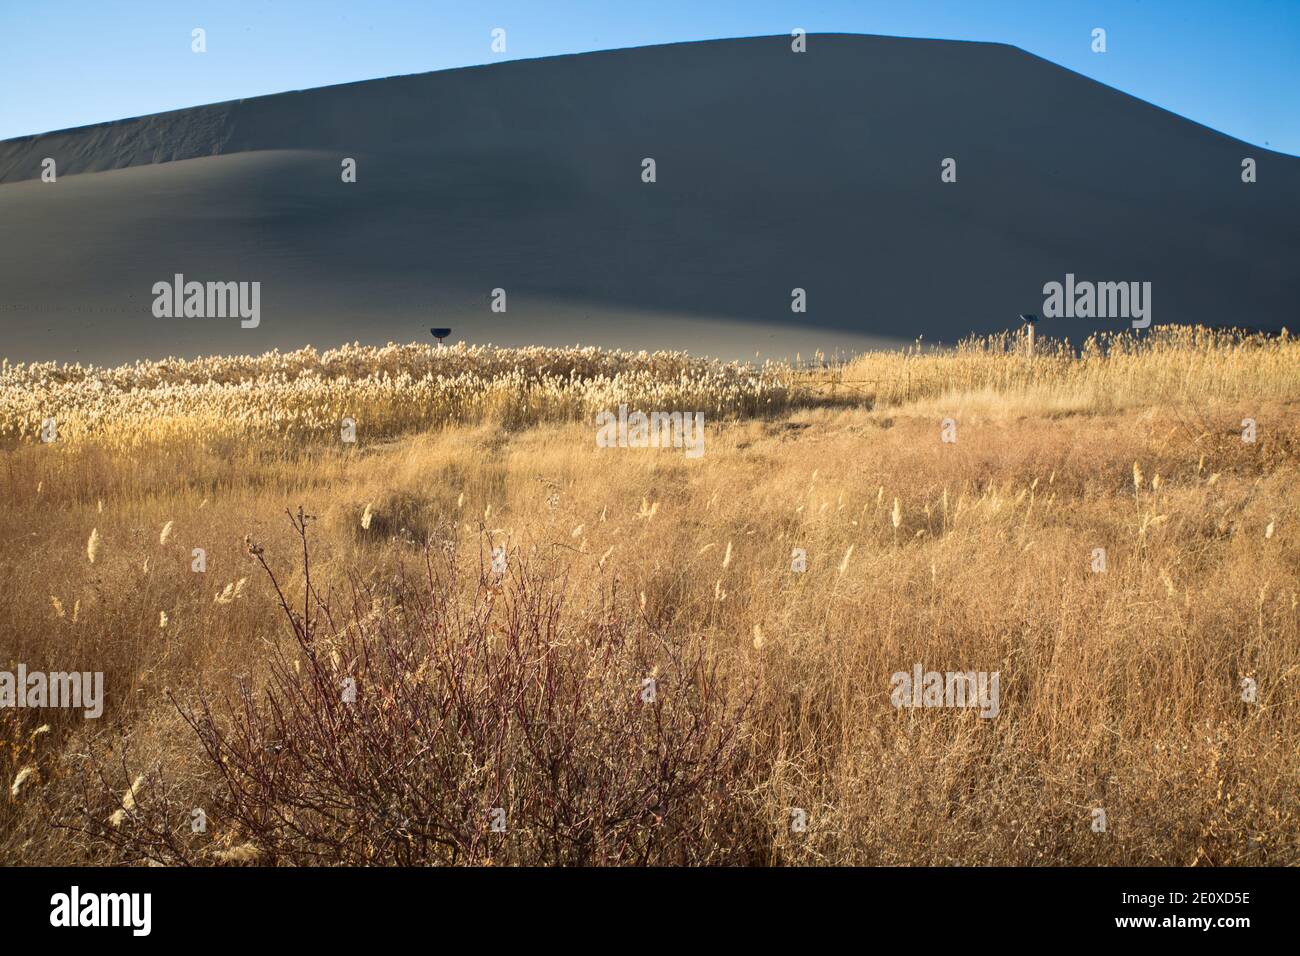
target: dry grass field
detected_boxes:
[2,328,1297,865]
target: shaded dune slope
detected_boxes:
[0,34,1296,363]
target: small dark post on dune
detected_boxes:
[430,327,452,348]
[1020,314,1038,357]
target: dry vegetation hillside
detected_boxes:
[2,328,1297,865]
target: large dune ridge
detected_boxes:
[0,33,1296,364]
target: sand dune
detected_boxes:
[0,34,1296,364]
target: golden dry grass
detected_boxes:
[2,328,1297,865]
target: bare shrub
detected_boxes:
[68,510,755,865]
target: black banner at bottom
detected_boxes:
[1,866,1286,942]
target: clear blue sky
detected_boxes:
[2,0,1296,154]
